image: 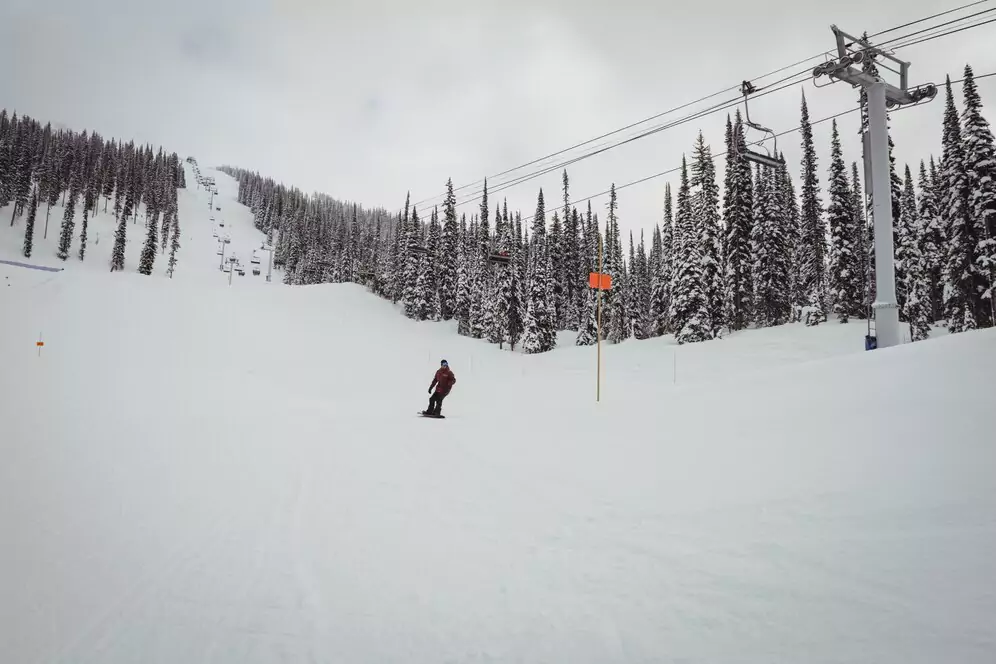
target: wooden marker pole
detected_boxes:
[596,234,603,403]
[589,244,612,403]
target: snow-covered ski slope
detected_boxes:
[2,167,995,663]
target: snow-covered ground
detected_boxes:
[1,167,994,663]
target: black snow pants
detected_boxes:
[427,392,446,416]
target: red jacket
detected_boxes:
[430,367,456,395]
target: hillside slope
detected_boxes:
[2,202,994,663]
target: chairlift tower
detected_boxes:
[812,25,937,349]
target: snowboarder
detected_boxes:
[424,359,456,417]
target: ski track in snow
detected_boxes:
[2,164,996,663]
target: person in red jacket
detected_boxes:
[425,359,456,416]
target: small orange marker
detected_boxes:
[37,334,44,357]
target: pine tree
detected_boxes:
[439,178,459,319]
[851,161,870,317]
[139,207,159,275]
[78,207,90,261]
[753,164,791,326]
[826,120,861,322]
[456,214,473,336]
[575,287,599,345]
[723,112,755,331]
[899,165,931,341]
[940,76,978,332]
[576,210,601,346]
[798,91,826,316]
[562,171,581,329]
[167,213,181,278]
[549,209,567,329]
[605,184,630,343]
[648,223,665,337]
[656,185,675,335]
[917,160,944,322]
[632,231,652,339]
[22,188,38,258]
[960,64,996,327]
[670,156,711,343]
[110,211,127,272]
[691,132,724,336]
[521,238,557,353]
[56,190,77,260]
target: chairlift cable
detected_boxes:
[513,69,995,227]
[450,18,995,214]
[400,0,995,216]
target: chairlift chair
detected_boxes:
[488,250,512,265]
[734,81,785,169]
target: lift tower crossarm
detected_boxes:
[826,25,914,106]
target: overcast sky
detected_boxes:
[2,0,994,239]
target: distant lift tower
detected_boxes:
[812,25,937,349]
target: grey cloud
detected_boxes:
[1,0,993,239]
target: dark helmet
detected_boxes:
[440,359,448,367]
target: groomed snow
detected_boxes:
[1,167,994,663]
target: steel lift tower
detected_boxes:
[812,25,937,349]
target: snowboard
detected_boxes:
[418,411,445,419]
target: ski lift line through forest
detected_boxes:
[455,27,996,220]
[399,0,994,216]
[512,70,995,228]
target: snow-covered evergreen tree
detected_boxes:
[521,238,557,353]
[456,214,473,336]
[939,76,978,333]
[826,120,861,322]
[402,207,423,318]
[960,64,996,327]
[655,185,675,335]
[691,131,723,336]
[917,160,944,322]
[139,207,159,275]
[899,165,931,341]
[723,112,754,331]
[22,188,38,258]
[439,179,459,320]
[548,209,566,329]
[632,231,652,339]
[78,206,90,262]
[670,156,711,343]
[110,210,127,272]
[605,184,629,343]
[56,190,77,260]
[851,161,870,318]
[575,287,599,346]
[797,91,826,317]
[648,223,666,337]
[753,164,791,326]
[576,209,601,346]
[167,214,180,278]
[562,172,582,330]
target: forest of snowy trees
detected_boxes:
[226,63,995,352]
[0,110,186,275]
